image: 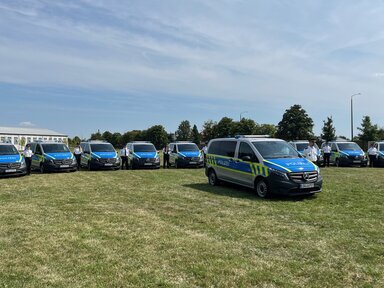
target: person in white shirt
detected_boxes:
[23,144,34,175]
[303,140,318,163]
[202,143,208,167]
[322,142,331,167]
[73,143,82,170]
[162,144,171,169]
[120,146,129,170]
[367,143,378,167]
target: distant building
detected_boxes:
[0,127,68,150]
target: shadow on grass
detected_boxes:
[183,182,318,202]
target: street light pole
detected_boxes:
[350,93,361,141]
[240,111,248,121]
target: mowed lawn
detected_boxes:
[0,167,383,287]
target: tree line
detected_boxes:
[68,104,384,149]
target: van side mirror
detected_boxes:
[242,156,251,162]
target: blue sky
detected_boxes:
[1,0,384,138]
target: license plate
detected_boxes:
[300,183,314,189]
[189,162,197,164]
[144,163,153,166]
[5,169,17,173]
[353,160,361,163]
[60,165,70,168]
[104,163,113,166]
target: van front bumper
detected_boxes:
[43,160,77,172]
[268,173,323,196]
[0,163,27,177]
[131,158,160,169]
[338,157,368,167]
[90,158,120,170]
[176,157,204,168]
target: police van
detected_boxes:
[322,141,367,167]
[126,141,160,169]
[29,141,77,173]
[206,136,323,198]
[169,141,204,168]
[371,141,384,167]
[288,140,323,166]
[0,143,27,177]
[80,140,120,170]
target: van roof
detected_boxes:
[211,137,284,142]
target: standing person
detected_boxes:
[73,143,82,170]
[322,142,331,167]
[162,144,171,168]
[202,143,208,167]
[303,140,318,163]
[120,145,129,170]
[367,143,377,167]
[23,144,33,175]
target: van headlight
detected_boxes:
[340,154,348,159]
[269,168,289,180]
[21,158,26,167]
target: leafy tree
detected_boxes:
[378,128,384,140]
[216,117,234,138]
[191,125,201,145]
[146,125,168,149]
[276,105,314,140]
[90,130,103,140]
[231,118,257,136]
[321,116,336,142]
[102,131,113,143]
[111,132,122,148]
[357,116,379,142]
[201,120,217,142]
[176,120,191,141]
[255,124,277,137]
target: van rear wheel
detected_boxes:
[40,164,45,174]
[255,178,270,198]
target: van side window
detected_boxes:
[331,143,337,152]
[209,141,236,158]
[238,142,258,162]
[35,145,42,155]
[83,144,90,154]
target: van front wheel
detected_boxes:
[208,170,220,186]
[255,178,270,198]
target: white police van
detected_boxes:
[0,143,27,177]
[288,140,323,166]
[126,141,160,169]
[322,141,367,167]
[80,140,120,170]
[169,141,204,168]
[206,136,322,198]
[29,141,77,173]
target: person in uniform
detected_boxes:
[120,145,129,170]
[322,142,331,167]
[23,144,33,175]
[73,143,82,170]
[303,140,318,163]
[202,143,208,167]
[162,144,171,168]
[367,143,378,167]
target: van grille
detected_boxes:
[100,158,116,164]
[53,159,73,165]
[0,163,21,169]
[289,171,318,183]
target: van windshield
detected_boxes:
[0,145,18,155]
[42,144,70,153]
[90,144,115,152]
[178,144,199,152]
[295,143,308,151]
[134,144,156,152]
[380,144,384,152]
[253,141,300,159]
[337,143,361,151]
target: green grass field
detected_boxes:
[0,167,383,287]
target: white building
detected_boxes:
[0,127,68,150]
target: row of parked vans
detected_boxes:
[0,140,204,176]
[288,140,372,167]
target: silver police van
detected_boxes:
[206,136,323,198]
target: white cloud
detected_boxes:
[19,121,36,127]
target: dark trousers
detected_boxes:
[121,156,128,170]
[163,154,170,168]
[25,157,32,175]
[74,154,81,170]
[323,153,331,167]
[369,155,376,167]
